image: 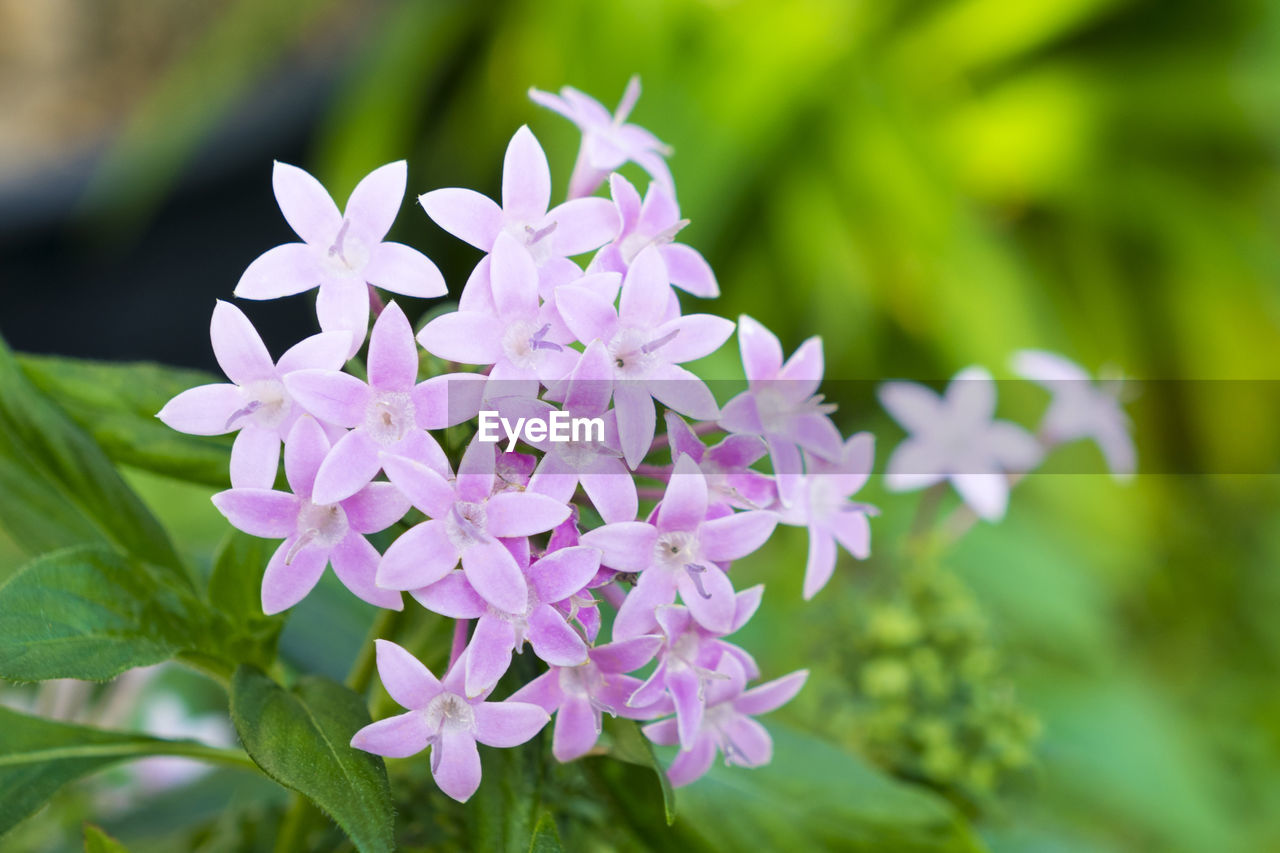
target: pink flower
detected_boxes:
[350,640,549,803]
[375,438,571,613]
[644,654,807,788]
[414,542,602,698]
[588,174,717,298]
[419,126,616,274]
[157,301,350,488]
[1012,349,1136,479]
[209,416,408,614]
[283,301,450,504]
[510,636,669,762]
[529,76,673,199]
[235,161,445,355]
[778,433,878,599]
[583,454,777,636]
[665,412,777,511]
[556,247,734,468]
[880,367,1043,521]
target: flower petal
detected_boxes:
[527,545,601,603]
[651,314,735,364]
[277,331,352,374]
[678,563,736,634]
[473,701,550,748]
[284,369,370,427]
[554,285,619,346]
[488,231,540,319]
[465,615,516,697]
[737,315,783,382]
[734,669,808,716]
[374,639,443,709]
[950,472,1009,521]
[661,243,718,298]
[579,459,637,524]
[502,126,551,222]
[613,569,677,639]
[432,729,482,803]
[367,302,418,392]
[157,384,241,435]
[342,482,410,534]
[699,510,777,562]
[664,733,716,788]
[315,280,370,356]
[211,489,298,538]
[273,161,341,245]
[412,571,486,618]
[380,453,456,517]
[657,454,708,532]
[211,301,275,386]
[550,697,600,762]
[377,520,459,590]
[350,711,431,759]
[528,604,589,666]
[878,381,944,434]
[229,426,281,489]
[579,521,657,572]
[618,246,670,328]
[420,188,502,251]
[416,311,503,365]
[461,539,528,614]
[312,429,381,505]
[614,382,656,470]
[547,197,618,257]
[235,243,323,300]
[455,438,496,502]
[364,241,446,298]
[261,537,327,614]
[283,415,329,497]
[331,532,403,610]
[485,491,571,538]
[344,160,406,246]
[802,526,837,600]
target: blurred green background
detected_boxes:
[3,0,1280,850]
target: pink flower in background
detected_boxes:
[719,315,843,505]
[350,640,549,803]
[880,367,1043,521]
[157,300,350,488]
[419,126,616,274]
[235,161,446,355]
[589,454,777,637]
[665,411,777,510]
[510,636,668,762]
[589,174,718,298]
[778,432,878,600]
[1012,349,1136,480]
[375,438,571,613]
[284,302,450,504]
[529,75,673,199]
[556,247,734,467]
[210,416,408,613]
[644,654,807,787]
[414,543,602,697]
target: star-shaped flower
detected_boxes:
[209,416,408,613]
[880,367,1043,521]
[419,126,617,272]
[529,76,673,199]
[235,161,446,355]
[350,640,549,803]
[665,411,777,511]
[283,301,450,504]
[643,654,807,788]
[375,438,571,613]
[157,300,350,488]
[778,433,878,600]
[1012,349,1135,479]
[588,173,717,298]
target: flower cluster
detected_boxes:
[159,77,872,803]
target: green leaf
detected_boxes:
[229,666,393,853]
[0,705,255,837]
[0,546,206,682]
[467,731,541,852]
[673,726,983,852]
[603,718,676,825]
[83,823,132,853]
[528,812,564,853]
[206,530,284,669]
[19,354,231,489]
[0,337,186,581]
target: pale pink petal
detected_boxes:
[211,489,298,538]
[344,160,406,246]
[230,426,280,489]
[282,416,329,497]
[790,413,843,461]
[342,482,410,534]
[277,331,352,374]
[614,382,656,469]
[261,537,328,614]
[508,670,563,713]
[312,429,381,505]
[649,366,720,421]
[723,716,773,767]
[678,564,735,634]
[554,285,619,345]
[950,472,1009,521]
[416,312,503,365]
[717,392,763,435]
[986,420,1043,473]
[830,511,871,561]
[377,520,459,590]
[700,510,777,563]
[465,615,516,697]
[777,337,824,398]
[350,712,431,759]
[668,666,704,750]
[947,366,996,426]
[609,173,642,233]
[413,372,487,429]
[878,381,943,434]
[579,458,637,524]
[665,734,716,787]
[802,527,837,600]
[283,369,370,427]
[485,492,570,537]
[547,197,618,257]
[528,604,589,666]
[456,438,496,502]
[564,341,614,415]
[1011,349,1090,384]
[734,669,808,716]
[551,697,600,762]
[211,301,275,386]
[613,570,677,639]
[330,533,402,610]
[234,243,323,300]
[528,545,600,603]
[591,635,663,673]
[737,315,783,382]
[420,188,503,251]
[529,454,579,504]
[883,439,945,492]
[379,453,454,517]
[366,302,418,392]
[618,246,670,328]
[705,434,766,470]
[364,241,446,298]
[315,280,370,356]
[579,521,657,572]
[432,729,482,803]
[641,716,680,747]
[657,454,708,532]
[157,384,241,435]
[488,232,539,319]
[413,571,486,618]
[660,243,718,298]
[651,314,735,364]
[273,161,341,246]
[502,126,551,222]
[474,701,550,748]
[374,639,442,708]
[462,539,528,614]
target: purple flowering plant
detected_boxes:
[0,76,1136,852]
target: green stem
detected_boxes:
[346,607,405,694]
[273,793,312,853]
[0,740,258,772]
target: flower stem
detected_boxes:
[347,608,406,694]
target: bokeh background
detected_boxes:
[3,0,1280,850]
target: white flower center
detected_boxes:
[363,391,415,445]
[608,327,678,379]
[323,220,370,276]
[423,692,475,734]
[286,501,348,563]
[228,379,290,431]
[654,530,698,571]
[446,501,489,548]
